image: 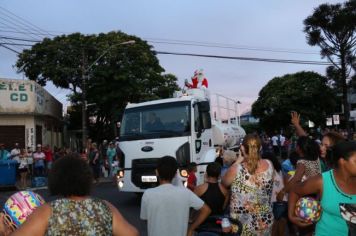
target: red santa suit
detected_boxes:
[185,69,208,89]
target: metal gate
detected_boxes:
[0,126,25,149]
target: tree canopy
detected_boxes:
[251,71,337,133]
[16,31,179,141]
[304,1,356,136]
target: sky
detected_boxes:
[0,0,344,114]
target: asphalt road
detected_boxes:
[0,182,148,236]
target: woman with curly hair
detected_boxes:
[223,134,275,236]
[10,154,138,236]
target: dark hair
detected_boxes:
[206,162,221,178]
[49,154,93,197]
[288,151,299,168]
[187,162,197,172]
[327,141,356,168]
[262,152,281,172]
[324,132,345,146]
[296,136,319,161]
[157,156,178,181]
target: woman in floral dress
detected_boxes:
[223,134,275,236]
[11,154,138,236]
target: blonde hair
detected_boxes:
[242,134,261,174]
[223,150,237,166]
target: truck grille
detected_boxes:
[131,158,160,189]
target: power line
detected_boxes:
[0,28,52,36]
[155,51,332,66]
[147,39,320,55]
[0,36,40,43]
[0,29,332,66]
[0,6,54,37]
[0,38,332,66]
[0,33,323,57]
[144,37,320,55]
[0,34,26,51]
[0,28,322,56]
[0,42,33,47]
[0,41,20,54]
[0,16,42,41]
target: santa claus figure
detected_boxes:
[185,69,208,89]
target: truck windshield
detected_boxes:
[120,101,191,141]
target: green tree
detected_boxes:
[304,1,356,137]
[16,31,179,142]
[252,71,337,133]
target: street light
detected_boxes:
[85,40,135,72]
[236,101,241,126]
[81,40,135,148]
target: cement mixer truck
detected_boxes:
[117,88,246,192]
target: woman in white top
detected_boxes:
[18,149,29,189]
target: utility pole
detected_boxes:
[81,39,135,149]
[82,49,88,150]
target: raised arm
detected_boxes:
[291,111,307,137]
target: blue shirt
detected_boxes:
[0,149,9,161]
[281,159,294,175]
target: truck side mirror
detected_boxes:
[201,112,211,129]
[197,101,210,112]
[194,101,211,137]
[198,101,211,129]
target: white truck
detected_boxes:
[117,88,246,192]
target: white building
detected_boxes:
[0,78,63,150]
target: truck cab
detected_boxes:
[117,89,244,192]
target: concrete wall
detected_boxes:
[0,78,63,149]
[0,79,62,119]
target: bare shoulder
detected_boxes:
[254,159,270,173]
[29,203,52,218]
[294,174,323,195]
[296,162,306,171]
[194,183,208,196]
[218,183,229,195]
[228,161,240,173]
[260,159,270,167]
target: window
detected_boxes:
[120,101,191,141]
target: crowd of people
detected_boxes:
[140,112,355,236]
[0,137,123,189]
[0,143,55,189]
[1,111,356,235]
